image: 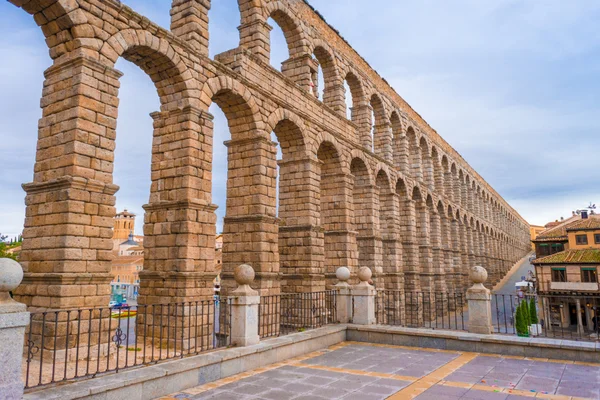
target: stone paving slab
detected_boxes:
[158,342,600,400]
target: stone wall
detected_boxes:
[10,0,531,312]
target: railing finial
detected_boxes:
[233,264,257,295]
[0,258,24,304]
[357,267,373,287]
[469,265,488,290]
[335,267,351,286]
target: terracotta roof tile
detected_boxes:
[533,248,600,265]
[534,214,600,241]
[566,217,600,231]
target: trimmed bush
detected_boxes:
[529,298,538,325]
[515,302,529,337]
[522,299,531,326]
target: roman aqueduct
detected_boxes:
[8,0,531,312]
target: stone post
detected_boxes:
[230,264,260,347]
[466,266,493,334]
[351,267,376,325]
[335,267,352,323]
[0,258,29,399]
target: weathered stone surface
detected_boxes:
[7,0,531,319]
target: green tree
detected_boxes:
[515,302,529,337]
[522,299,531,326]
[0,233,18,261]
[529,298,538,325]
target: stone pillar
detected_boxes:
[355,184,382,287]
[353,103,373,151]
[396,134,410,174]
[238,18,272,64]
[139,107,218,305]
[230,264,260,347]
[417,201,433,292]
[466,266,493,335]
[171,0,210,56]
[15,57,121,311]
[281,54,318,94]
[373,121,393,162]
[222,136,280,297]
[401,199,421,291]
[351,267,376,325]
[381,193,403,291]
[430,210,447,294]
[0,259,30,399]
[334,267,352,323]
[322,172,357,288]
[278,158,326,293]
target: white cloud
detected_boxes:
[1,0,600,236]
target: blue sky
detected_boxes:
[1,0,599,238]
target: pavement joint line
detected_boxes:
[387,352,478,399]
[158,341,600,400]
[344,340,463,355]
[292,361,418,382]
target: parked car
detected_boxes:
[112,303,129,309]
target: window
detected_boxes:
[576,234,588,245]
[551,268,567,282]
[581,268,597,283]
[595,234,600,244]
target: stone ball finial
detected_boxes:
[336,267,351,283]
[234,264,255,286]
[0,258,23,293]
[358,267,372,284]
[469,266,488,284]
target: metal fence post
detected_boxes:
[0,258,30,399]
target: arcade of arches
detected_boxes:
[9,0,530,312]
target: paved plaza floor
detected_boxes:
[158,342,600,400]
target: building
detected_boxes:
[110,210,143,303]
[110,254,143,302]
[533,212,600,334]
[529,225,546,251]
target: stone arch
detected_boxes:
[266,108,308,158]
[369,93,391,160]
[406,126,421,180]
[100,29,197,108]
[396,177,408,198]
[390,111,407,172]
[263,1,309,59]
[311,41,344,112]
[376,168,393,194]
[431,147,443,195]
[351,157,371,186]
[9,0,81,59]
[344,70,368,124]
[202,76,263,140]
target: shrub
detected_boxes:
[515,302,528,337]
[529,298,538,325]
[522,299,531,326]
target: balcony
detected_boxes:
[549,282,599,291]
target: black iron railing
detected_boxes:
[23,299,231,390]
[491,293,600,341]
[374,291,467,331]
[258,291,337,338]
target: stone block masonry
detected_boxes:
[9,0,530,319]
